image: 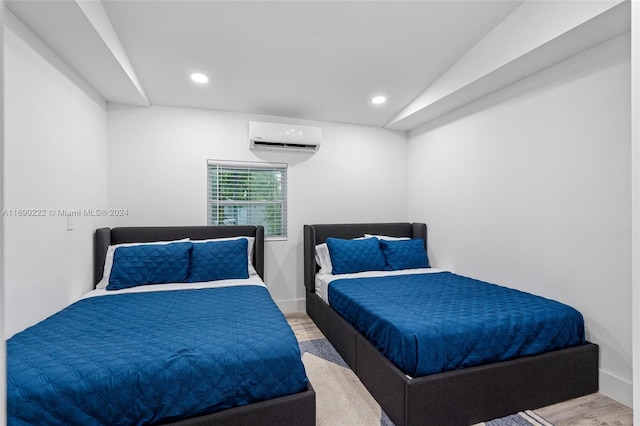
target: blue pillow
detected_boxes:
[187,238,249,283]
[380,238,430,271]
[107,241,193,290]
[326,237,386,274]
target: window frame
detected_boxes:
[207,159,288,241]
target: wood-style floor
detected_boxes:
[285,312,633,426]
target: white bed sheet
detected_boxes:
[83,275,267,299]
[315,268,445,303]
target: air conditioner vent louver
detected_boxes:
[252,141,319,151]
[249,122,321,153]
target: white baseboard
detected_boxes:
[599,369,633,407]
[274,298,306,314]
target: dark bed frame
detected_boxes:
[303,222,599,426]
[94,225,315,426]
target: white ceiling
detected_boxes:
[6,0,525,128]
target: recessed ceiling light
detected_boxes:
[371,95,386,104]
[190,72,209,84]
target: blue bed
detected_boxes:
[304,222,598,426]
[328,271,585,377]
[8,286,307,425]
[7,226,314,426]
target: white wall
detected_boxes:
[631,1,640,421]
[2,10,109,337]
[107,105,408,310]
[0,2,6,423]
[408,34,632,405]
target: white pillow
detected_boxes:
[315,243,333,275]
[191,236,258,276]
[364,234,410,241]
[97,239,190,289]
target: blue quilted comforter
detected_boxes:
[7,286,308,425]
[328,272,585,377]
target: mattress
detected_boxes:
[7,282,308,425]
[327,271,585,377]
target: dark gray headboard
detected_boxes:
[303,222,427,292]
[94,225,265,286]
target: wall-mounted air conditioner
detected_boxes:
[249,122,321,153]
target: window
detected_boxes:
[207,160,288,239]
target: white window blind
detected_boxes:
[207,160,288,239]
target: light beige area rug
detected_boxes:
[302,352,383,426]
